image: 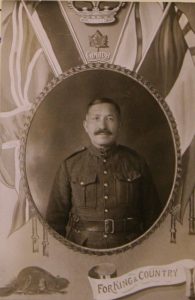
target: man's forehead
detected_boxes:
[87,103,118,115]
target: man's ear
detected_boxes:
[83,119,87,133]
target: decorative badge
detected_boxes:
[86,30,111,62]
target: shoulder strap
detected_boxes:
[66,146,86,160]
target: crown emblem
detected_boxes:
[67,1,125,24]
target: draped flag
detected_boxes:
[114,3,165,70]
[137,3,195,223]
[0,0,82,235]
[1,1,53,234]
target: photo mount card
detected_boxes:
[0,1,195,300]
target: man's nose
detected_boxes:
[99,118,107,129]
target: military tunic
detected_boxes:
[46,144,161,249]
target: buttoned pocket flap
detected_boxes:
[115,171,141,182]
[72,173,97,186]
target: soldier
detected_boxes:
[46,97,162,249]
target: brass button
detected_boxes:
[104,195,108,200]
[104,209,108,213]
[104,183,108,187]
[80,181,84,186]
[103,170,108,175]
[103,234,108,238]
[103,159,107,163]
[127,178,131,182]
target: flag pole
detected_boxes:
[21,0,62,76]
[111,2,134,64]
[136,2,172,72]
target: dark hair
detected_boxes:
[86,97,121,117]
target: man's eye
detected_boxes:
[107,116,114,121]
[91,116,99,120]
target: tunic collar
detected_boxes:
[88,143,118,158]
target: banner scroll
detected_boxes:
[88,259,195,300]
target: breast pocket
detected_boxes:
[115,171,141,206]
[71,174,97,208]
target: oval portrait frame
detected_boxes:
[20,63,181,255]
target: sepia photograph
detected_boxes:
[25,66,178,250]
[0,1,195,300]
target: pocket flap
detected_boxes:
[72,173,97,186]
[115,171,141,182]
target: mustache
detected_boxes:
[94,129,112,135]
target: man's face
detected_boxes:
[83,103,121,148]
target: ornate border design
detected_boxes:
[20,63,182,255]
